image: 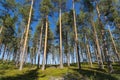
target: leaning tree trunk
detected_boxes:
[19,0,34,70]
[91,19,104,69]
[37,23,43,68]
[96,4,113,73]
[42,16,48,71]
[108,27,120,63]
[59,8,63,69]
[72,0,81,69]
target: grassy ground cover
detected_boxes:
[0,61,120,80]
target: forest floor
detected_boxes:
[0,61,120,80]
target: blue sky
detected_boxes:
[31,0,81,35]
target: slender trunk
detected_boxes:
[72,0,81,69]
[8,51,11,61]
[101,46,105,62]
[6,51,10,61]
[0,26,3,34]
[108,27,120,63]
[96,4,113,73]
[15,51,20,67]
[46,53,48,65]
[37,23,43,68]
[66,32,70,67]
[85,35,92,67]
[59,8,63,69]
[94,46,99,62]
[34,54,36,64]
[24,46,28,65]
[42,16,48,70]
[19,0,34,70]
[0,45,3,55]
[81,48,84,61]
[67,51,70,67]
[2,45,7,60]
[91,19,104,69]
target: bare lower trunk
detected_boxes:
[85,35,92,67]
[96,4,113,73]
[2,45,7,60]
[19,0,33,70]
[42,16,48,71]
[73,0,81,69]
[0,26,3,34]
[37,23,43,68]
[91,19,104,69]
[108,27,120,63]
[59,8,63,69]
[66,32,70,67]
[67,52,70,67]
[94,46,99,62]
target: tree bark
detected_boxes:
[59,8,63,69]
[0,26,3,34]
[85,34,92,67]
[42,16,48,70]
[108,27,120,63]
[91,19,104,69]
[2,45,7,60]
[19,0,34,70]
[72,0,81,69]
[66,32,70,67]
[96,4,113,73]
[37,22,43,68]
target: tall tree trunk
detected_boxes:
[66,32,70,67]
[85,34,92,67]
[42,16,48,70]
[96,4,113,73]
[59,8,63,69]
[108,27,120,63]
[91,19,104,69]
[72,0,81,69]
[37,22,43,68]
[19,0,34,70]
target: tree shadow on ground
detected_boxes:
[0,68,43,80]
[112,64,120,74]
[64,67,119,80]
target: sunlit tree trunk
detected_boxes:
[19,0,34,70]
[96,4,113,73]
[72,0,81,69]
[42,16,48,70]
[91,19,104,69]
[0,26,3,34]
[108,27,120,63]
[59,8,63,69]
[37,23,43,68]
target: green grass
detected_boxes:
[0,61,120,80]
